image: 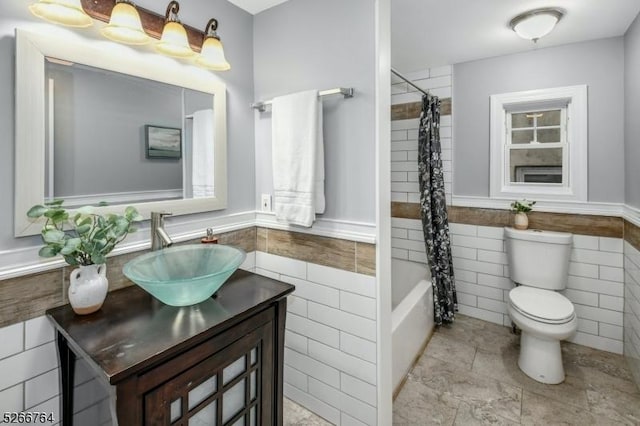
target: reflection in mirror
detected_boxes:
[44,59,215,207]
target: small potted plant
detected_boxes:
[27,200,142,315]
[510,199,536,230]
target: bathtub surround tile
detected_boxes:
[390,98,452,121]
[395,314,640,425]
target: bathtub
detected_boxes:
[392,258,434,393]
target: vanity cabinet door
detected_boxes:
[143,321,274,426]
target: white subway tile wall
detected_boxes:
[391,218,626,354]
[391,66,453,207]
[624,241,640,385]
[254,252,377,426]
[0,254,260,425]
[0,317,112,426]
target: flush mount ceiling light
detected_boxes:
[29,0,93,27]
[510,8,564,42]
[101,0,150,45]
[196,18,231,71]
[156,1,195,58]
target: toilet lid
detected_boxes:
[509,286,575,324]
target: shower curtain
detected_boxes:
[418,94,457,325]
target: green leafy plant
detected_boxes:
[27,200,143,266]
[510,199,536,214]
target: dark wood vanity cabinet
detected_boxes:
[47,270,294,426]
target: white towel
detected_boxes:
[272,90,325,227]
[191,109,215,198]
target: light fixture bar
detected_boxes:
[80,0,205,52]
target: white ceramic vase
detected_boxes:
[514,212,529,230]
[69,264,108,315]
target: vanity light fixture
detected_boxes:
[29,0,93,28]
[510,8,564,42]
[101,0,150,45]
[156,1,195,58]
[196,18,231,71]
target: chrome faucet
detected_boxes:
[151,212,174,251]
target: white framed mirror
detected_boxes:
[15,29,228,237]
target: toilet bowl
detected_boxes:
[507,286,577,384]
[504,227,577,385]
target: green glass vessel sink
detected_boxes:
[123,244,246,306]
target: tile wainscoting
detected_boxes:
[251,228,377,425]
[252,252,378,426]
[0,225,377,425]
[625,220,640,387]
[392,203,626,354]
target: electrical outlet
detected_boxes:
[261,194,272,212]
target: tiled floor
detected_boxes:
[393,314,640,425]
[284,398,332,426]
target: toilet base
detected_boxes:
[518,332,565,384]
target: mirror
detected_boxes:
[44,60,216,206]
[15,29,227,237]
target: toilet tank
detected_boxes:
[504,227,572,290]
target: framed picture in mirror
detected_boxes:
[145,125,182,159]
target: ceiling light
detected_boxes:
[29,0,93,28]
[101,0,150,45]
[196,18,231,71]
[510,8,564,42]
[156,1,195,58]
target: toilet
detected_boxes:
[504,227,578,384]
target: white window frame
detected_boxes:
[489,85,588,202]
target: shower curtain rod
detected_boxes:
[391,67,429,96]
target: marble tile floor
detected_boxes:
[393,314,640,425]
[284,398,332,426]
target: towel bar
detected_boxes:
[251,87,354,112]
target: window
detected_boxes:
[490,85,587,201]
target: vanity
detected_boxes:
[46,270,294,426]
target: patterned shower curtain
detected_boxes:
[418,94,457,325]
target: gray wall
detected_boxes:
[453,37,625,203]
[253,0,376,224]
[625,14,640,209]
[0,0,255,252]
